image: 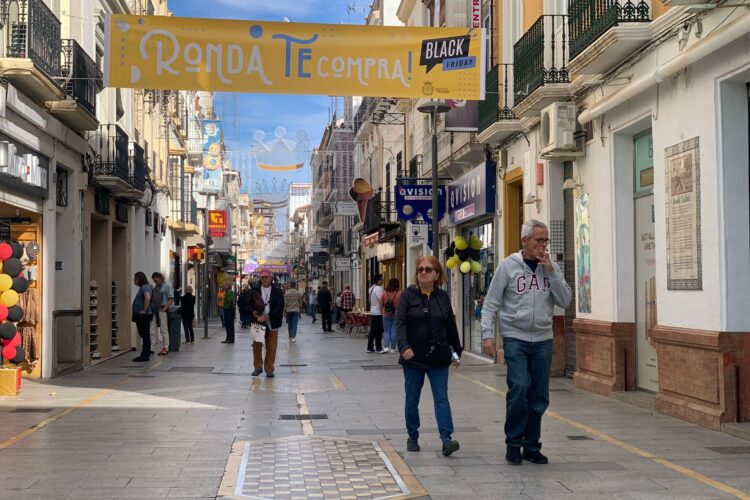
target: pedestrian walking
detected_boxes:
[180,285,196,344]
[217,287,226,327]
[366,274,385,353]
[317,282,333,332]
[339,285,355,329]
[150,272,174,356]
[308,288,318,323]
[250,269,284,377]
[283,281,304,343]
[131,272,153,362]
[221,283,236,343]
[238,286,252,329]
[481,219,571,465]
[380,278,402,353]
[396,256,462,456]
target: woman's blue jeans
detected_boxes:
[503,337,553,451]
[287,312,300,338]
[403,364,454,444]
[382,317,397,350]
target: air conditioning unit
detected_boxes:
[540,103,584,159]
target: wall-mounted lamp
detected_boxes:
[524,193,542,213]
[562,178,584,190]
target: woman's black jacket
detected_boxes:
[395,285,463,368]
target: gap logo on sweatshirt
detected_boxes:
[516,274,551,294]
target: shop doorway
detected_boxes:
[504,168,524,256]
[633,131,658,392]
[460,223,494,355]
[563,162,577,376]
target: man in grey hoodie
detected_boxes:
[481,219,571,465]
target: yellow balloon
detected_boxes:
[0,289,18,307]
[0,274,11,292]
[454,236,469,251]
[459,261,471,274]
[470,237,483,250]
[446,257,458,270]
[471,260,482,274]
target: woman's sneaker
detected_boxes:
[380,347,390,353]
[406,438,420,452]
[442,440,460,457]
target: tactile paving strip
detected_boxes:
[225,436,423,500]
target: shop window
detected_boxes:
[56,168,68,207]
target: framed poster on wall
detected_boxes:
[664,137,702,290]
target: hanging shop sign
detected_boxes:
[187,246,205,262]
[105,15,485,100]
[199,120,223,194]
[377,242,396,261]
[334,201,358,217]
[447,160,496,225]
[333,257,350,272]
[395,184,445,223]
[208,210,228,237]
[444,99,478,132]
[363,232,379,247]
[0,141,49,199]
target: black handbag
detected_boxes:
[420,293,453,366]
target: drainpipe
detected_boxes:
[578,11,750,125]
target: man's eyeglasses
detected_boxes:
[529,238,550,245]
[417,267,435,274]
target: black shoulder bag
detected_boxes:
[421,292,453,366]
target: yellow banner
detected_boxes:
[105,15,484,100]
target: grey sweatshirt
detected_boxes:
[481,251,572,342]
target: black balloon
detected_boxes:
[0,321,16,340]
[457,248,470,261]
[470,249,481,261]
[10,242,23,259]
[11,277,28,293]
[2,258,21,277]
[10,348,25,364]
[6,306,22,322]
[446,247,455,257]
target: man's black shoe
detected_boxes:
[133,356,149,362]
[522,449,548,464]
[221,340,234,344]
[406,438,420,452]
[442,440,460,457]
[251,369,263,376]
[505,446,522,465]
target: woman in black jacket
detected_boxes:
[396,255,463,457]
[180,286,196,344]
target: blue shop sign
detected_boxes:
[448,161,496,225]
[395,185,446,224]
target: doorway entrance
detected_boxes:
[503,168,524,256]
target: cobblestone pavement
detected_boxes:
[0,317,749,499]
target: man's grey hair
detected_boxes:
[521,219,548,239]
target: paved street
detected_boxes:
[1,317,749,500]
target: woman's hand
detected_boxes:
[451,359,461,368]
[402,348,414,360]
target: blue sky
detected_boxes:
[170,0,367,206]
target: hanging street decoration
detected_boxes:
[104,15,485,100]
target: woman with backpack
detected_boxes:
[396,256,463,457]
[380,278,402,353]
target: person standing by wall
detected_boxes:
[481,219,572,465]
[238,286,252,329]
[251,269,285,377]
[380,278,402,353]
[317,282,333,333]
[308,288,318,323]
[396,256,462,456]
[367,274,385,353]
[151,272,174,356]
[180,285,196,344]
[221,283,237,344]
[132,272,153,362]
[284,281,304,343]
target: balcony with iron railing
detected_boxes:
[513,15,572,117]
[477,64,525,143]
[316,203,334,228]
[90,124,131,193]
[0,0,65,102]
[568,0,651,76]
[122,142,147,200]
[362,190,399,236]
[48,39,101,131]
[329,231,344,255]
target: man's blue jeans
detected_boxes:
[382,317,397,350]
[503,337,553,451]
[287,312,300,338]
[403,364,454,444]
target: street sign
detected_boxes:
[334,201,357,216]
[334,257,350,272]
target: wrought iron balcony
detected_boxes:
[316,203,334,227]
[514,15,570,107]
[90,124,130,193]
[61,39,100,116]
[0,0,65,102]
[569,0,650,61]
[479,64,518,132]
[124,142,147,199]
[329,231,344,255]
[362,191,398,235]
